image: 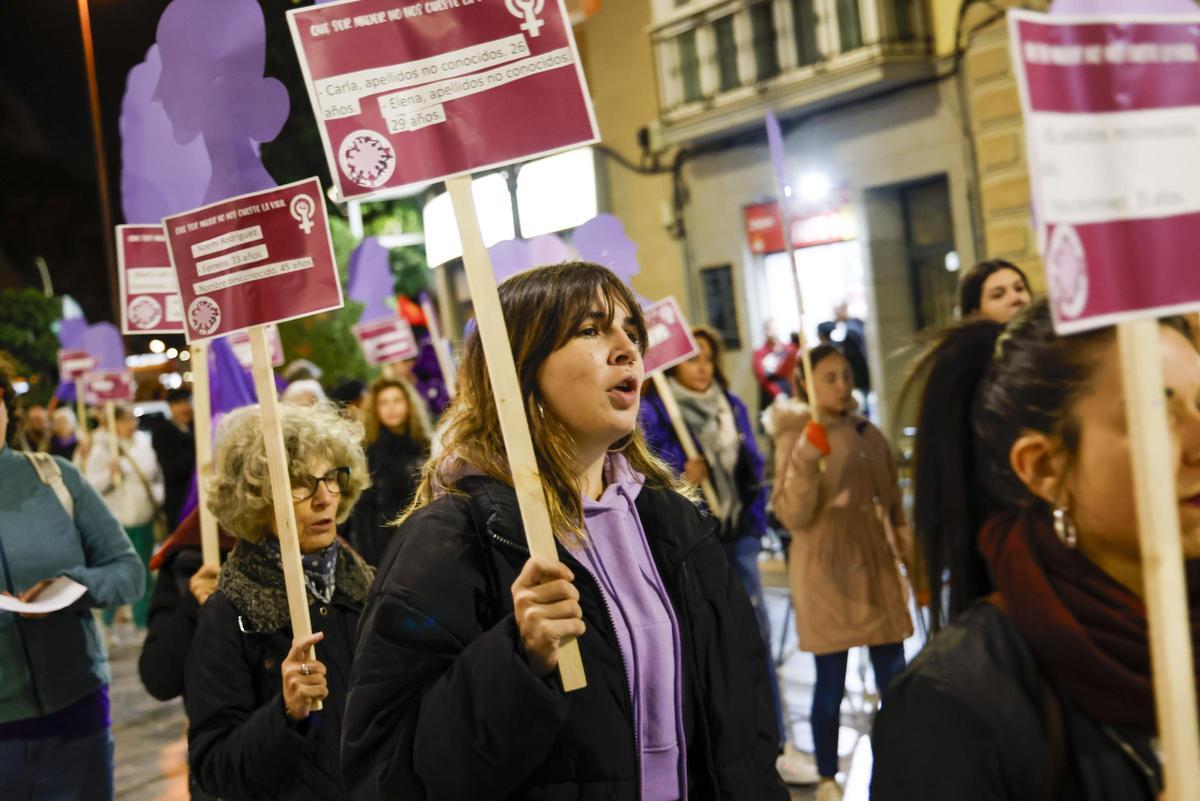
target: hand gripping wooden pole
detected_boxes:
[190,341,220,569]
[420,293,457,399]
[651,373,720,511]
[1117,320,1200,801]
[446,175,586,692]
[248,325,322,710]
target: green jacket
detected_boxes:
[0,445,144,723]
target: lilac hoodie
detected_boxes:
[572,455,688,801]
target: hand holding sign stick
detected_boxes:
[447,175,587,692]
[248,325,321,711]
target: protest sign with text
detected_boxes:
[81,371,136,404]
[117,225,184,335]
[1011,9,1200,333]
[57,349,96,383]
[641,297,699,376]
[287,0,597,201]
[354,315,420,365]
[162,177,343,343]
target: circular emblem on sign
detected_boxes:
[188,296,222,336]
[338,130,396,188]
[1046,224,1088,321]
[127,296,163,329]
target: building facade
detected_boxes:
[576,0,1044,434]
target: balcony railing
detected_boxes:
[651,0,932,143]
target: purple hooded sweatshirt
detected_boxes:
[572,454,688,801]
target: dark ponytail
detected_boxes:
[907,300,1116,628]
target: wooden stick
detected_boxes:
[248,325,321,710]
[651,373,720,511]
[1117,319,1200,800]
[75,380,89,449]
[447,175,586,692]
[190,342,220,568]
[421,293,457,398]
[105,401,121,488]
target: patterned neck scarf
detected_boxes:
[265,537,339,604]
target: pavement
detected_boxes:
[109,552,925,801]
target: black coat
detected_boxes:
[342,475,786,801]
[345,430,424,566]
[871,603,1162,801]
[184,540,373,801]
[151,419,195,528]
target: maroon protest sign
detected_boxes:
[58,350,97,383]
[227,326,285,369]
[642,297,699,376]
[354,315,419,365]
[81,371,136,404]
[1010,10,1200,333]
[117,225,184,334]
[162,177,342,343]
[286,0,597,201]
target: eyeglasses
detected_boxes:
[290,467,351,502]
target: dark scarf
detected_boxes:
[217,536,374,632]
[979,511,1200,733]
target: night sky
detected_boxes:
[0,0,319,333]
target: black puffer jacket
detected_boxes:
[184,539,373,801]
[872,603,1162,801]
[345,430,424,566]
[342,475,786,801]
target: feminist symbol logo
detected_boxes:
[290,194,316,234]
[506,0,545,37]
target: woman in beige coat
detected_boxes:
[765,344,913,801]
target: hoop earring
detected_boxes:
[1052,505,1078,549]
[607,433,633,453]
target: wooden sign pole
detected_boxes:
[105,400,121,488]
[1117,320,1200,800]
[446,175,586,692]
[75,381,89,448]
[248,325,321,710]
[421,293,457,399]
[190,342,220,568]
[650,373,720,511]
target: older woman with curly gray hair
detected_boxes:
[183,401,374,801]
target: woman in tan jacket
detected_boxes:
[765,344,913,801]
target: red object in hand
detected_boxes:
[805,421,831,456]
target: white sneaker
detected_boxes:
[815,778,844,801]
[775,744,820,786]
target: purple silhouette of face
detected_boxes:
[572,214,641,289]
[154,0,289,202]
[488,238,533,284]
[120,44,211,223]
[347,238,396,322]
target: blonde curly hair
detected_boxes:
[207,401,370,541]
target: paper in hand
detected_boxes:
[0,577,88,615]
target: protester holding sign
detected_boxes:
[872,301,1200,799]
[344,377,430,566]
[765,344,913,801]
[342,262,786,801]
[0,368,145,801]
[640,325,816,785]
[85,404,164,633]
[185,402,373,801]
[957,259,1033,324]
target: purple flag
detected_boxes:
[347,238,395,322]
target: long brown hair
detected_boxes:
[404,261,687,544]
[362,376,431,449]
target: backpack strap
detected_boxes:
[21,451,75,520]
